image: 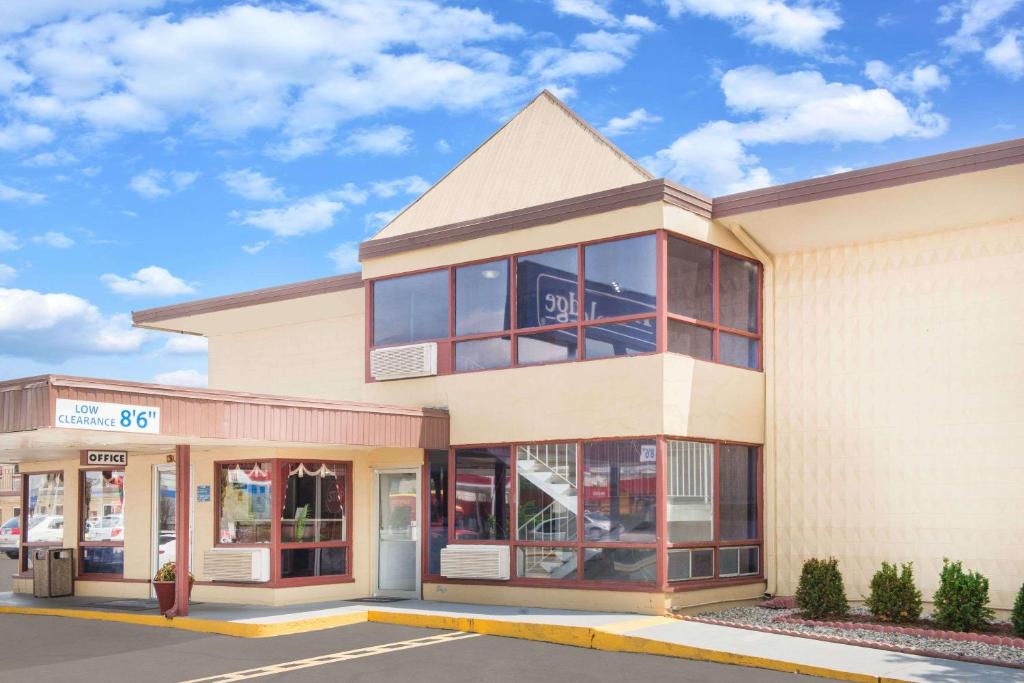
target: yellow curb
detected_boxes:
[0,604,919,682]
[0,605,368,638]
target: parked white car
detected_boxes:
[0,517,19,559]
[85,514,123,541]
[157,536,176,565]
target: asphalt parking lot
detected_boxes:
[0,612,841,683]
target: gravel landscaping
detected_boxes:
[686,605,1024,668]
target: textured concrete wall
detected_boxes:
[772,218,1024,608]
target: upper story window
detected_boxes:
[368,230,762,375]
[372,269,449,346]
[666,236,762,370]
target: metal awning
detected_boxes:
[0,375,449,462]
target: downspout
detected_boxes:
[726,223,778,598]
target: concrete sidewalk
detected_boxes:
[1,592,1020,682]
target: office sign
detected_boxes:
[81,450,128,466]
[56,399,161,435]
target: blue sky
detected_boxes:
[0,0,1022,387]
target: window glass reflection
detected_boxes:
[373,270,449,346]
[719,254,759,332]
[218,462,272,544]
[667,320,713,361]
[719,446,758,541]
[454,448,511,540]
[582,440,657,542]
[583,236,656,320]
[517,248,578,329]
[719,333,759,369]
[82,470,125,543]
[25,473,64,544]
[455,337,511,372]
[517,328,578,365]
[667,237,713,321]
[456,260,509,336]
[584,319,656,359]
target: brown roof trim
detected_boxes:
[714,136,1024,217]
[132,272,362,326]
[360,179,711,260]
[0,375,449,450]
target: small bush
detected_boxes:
[932,559,994,632]
[1012,582,1024,637]
[795,557,849,619]
[865,562,922,623]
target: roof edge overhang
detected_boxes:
[0,375,449,454]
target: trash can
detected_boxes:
[33,548,74,598]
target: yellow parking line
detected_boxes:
[178,631,481,682]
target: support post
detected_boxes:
[170,444,191,617]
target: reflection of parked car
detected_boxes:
[27,516,64,543]
[157,535,176,565]
[583,512,620,541]
[0,517,19,559]
[85,514,123,541]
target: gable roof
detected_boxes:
[369,90,654,241]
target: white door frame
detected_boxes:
[151,463,193,597]
[372,467,421,598]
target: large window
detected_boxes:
[218,462,272,544]
[666,440,761,583]
[666,236,762,369]
[80,469,125,575]
[453,448,510,541]
[21,472,64,573]
[279,462,350,579]
[216,459,351,583]
[372,269,449,346]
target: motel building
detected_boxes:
[1,92,1023,617]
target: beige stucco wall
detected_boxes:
[772,217,1024,609]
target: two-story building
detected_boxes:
[2,92,1022,616]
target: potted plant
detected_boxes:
[153,561,194,614]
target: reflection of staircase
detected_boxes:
[516,446,578,540]
[519,546,577,579]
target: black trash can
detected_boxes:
[33,548,74,598]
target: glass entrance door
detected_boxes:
[152,464,191,596]
[375,469,420,597]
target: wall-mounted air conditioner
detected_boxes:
[370,342,438,381]
[203,547,271,582]
[440,545,510,580]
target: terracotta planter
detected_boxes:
[153,579,193,613]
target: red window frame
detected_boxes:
[424,436,763,592]
[214,459,353,587]
[367,230,662,377]
[78,467,126,580]
[664,233,764,370]
[19,469,64,575]
[663,438,764,591]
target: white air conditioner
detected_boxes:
[203,547,271,582]
[440,545,510,580]
[370,342,438,381]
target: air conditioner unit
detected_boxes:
[203,547,271,582]
[370,342,438,381]
[440,545,510,580]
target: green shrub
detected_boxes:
[1012,582,1024,637]
[795,557,849,619]
[932,559,995,632]
[865,562,922,623]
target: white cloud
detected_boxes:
[553,0,619,26]
[152,369,207,387]
[342,125,413,155]
[644,66,948,195]
[623,15,659,31]
[602,107,662,136]
[0,182,46,204]
[663,0,842,52]
[985,30,1024,77]
[365,210,401,232]
[435,138,452,153]
[0,230,20,251]
[240,196,345,237]
[327,241,361,272]
[370,175,431,198]
[129,169,199,198]
[161,335,208,354]
[33,231,75,248]
[2,2,526,153]
[101,265,195,296]
[220,168,285,201]
[940,0,1021,51]
[529,31,639,80]
[864,61,950,97]
[23,148,77,166]
[0,1,168,36]
[0,264,15,283]
[265,134,332,162]
[241,240,270,255]
[0,287,148,362]
[0,121,54,151]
